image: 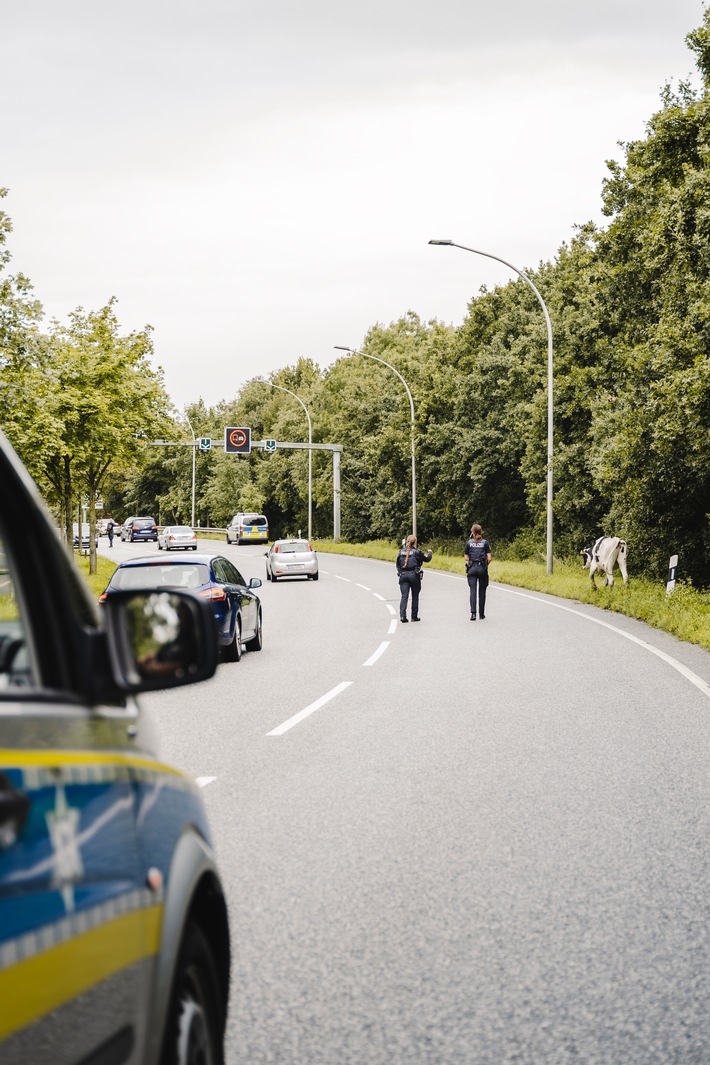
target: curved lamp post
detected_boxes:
[428,238,554,574]
[334,345,417,539]
[265,382,313,542]
[184,414,196,528]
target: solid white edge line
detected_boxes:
[364,641,389,667]
[267,681,353,736]
[195,776,216,788]
[495,586,710,701]
[388,619,397,634]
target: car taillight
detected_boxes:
[132,525,139,531]
[308,543,313,551]
[152,525,158,531]
[199,586,227,601]
[98,592,107,604]
[169,536,176,541]
[274,544,280,553]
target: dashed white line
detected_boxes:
[356,583,371,591]
[267,681,354,736]
[196,776,216,788]
[386,603,396,615]
[335,575,351,583]
[364,641,389,666]
[373,593,385,601]
[388,619,397,634]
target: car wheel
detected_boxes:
[224,616,242,662]
[161,921,225,1065]
[265,569,271,582]
[312,572,319,581]
[245,609,263,652]
[192,546,197,550]
[158,541,162,550]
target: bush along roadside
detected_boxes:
[314,541,710,653]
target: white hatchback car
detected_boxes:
[265,539,319,581]
[158,525,198,551]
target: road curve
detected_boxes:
[109,539,710,1065]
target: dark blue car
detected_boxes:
[101,553,263,661]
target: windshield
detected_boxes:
[110,564,209,591]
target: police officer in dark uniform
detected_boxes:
[464,523,492,620]
[396,534,432,622]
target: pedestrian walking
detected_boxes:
[464,523,492,620]
[106,519,115,547]
[396,534,432,623]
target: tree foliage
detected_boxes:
[2,11,710,585]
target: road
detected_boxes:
[102,537,710,1064]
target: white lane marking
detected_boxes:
[196,776,216,788]
[496,586,710,701]
[356,583,371,591]
[373,593,385,601]
[364,641,389,667]
[386,604,396,615]
[267,681,353,736]
[388,619,397,634]
[335,575,351,583]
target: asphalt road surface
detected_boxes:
[100,536,710,1065]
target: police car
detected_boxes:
[0,428,230,1064]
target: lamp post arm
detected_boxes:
[184,414,196,529]
[432,241,554,574]
[267,382,313,541]
[336,346,417,538]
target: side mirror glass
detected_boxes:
[104,590,218,692]
[249,577,262,589]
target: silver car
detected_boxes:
[158,524,198,551]
[265,538,319,581]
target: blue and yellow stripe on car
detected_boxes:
[0,747,208,1045]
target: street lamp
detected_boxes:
[334,345,417,539]
[184,414,196,528]
[265,382,313,541]
[429,238,554,574]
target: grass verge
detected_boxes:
[314,539,710,652]
[73,552,117,601]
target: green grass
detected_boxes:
[314,539,710,652]
[73,552,118,601]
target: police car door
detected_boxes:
[0,535,148,1061]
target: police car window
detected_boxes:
[0,536,35,691]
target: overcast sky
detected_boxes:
[3,1,705,411]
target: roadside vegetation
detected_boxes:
[73,552,116,601]
[316,539,710,652]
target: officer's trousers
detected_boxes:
[399,570,420,619]
[467,565,488,616]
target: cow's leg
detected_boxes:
[618,553,629,584]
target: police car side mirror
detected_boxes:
[103,590,218,692]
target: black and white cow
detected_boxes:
[581,536,629,588]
